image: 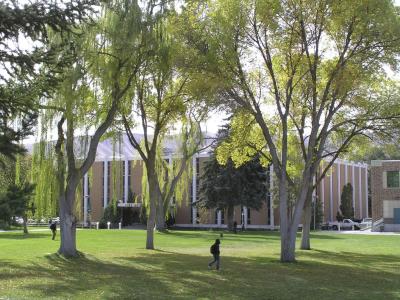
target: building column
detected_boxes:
[337,163,341,213]
[243,206,248,229]
[269,164,274,227]
[365,166,368,218]
[169,155,173,206]
[217,210,222,226]
[192,155,197,225]
[124,160,129,203]
[103,160,108,208]
[83,173,89,226]
[321,175,325,222]
[359,165,362,219]
[330,166,333,222]
[352,165,355,216]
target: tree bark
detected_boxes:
[280,165,316,261]
[58,178,79,257]
[279,177,295,262]
[22,215,28,234]
[300,199,312,250]
[281,228,297,262]
[226,205,234,232]
[146,172,158,249]
[300,186,314,250]
[156,197,166,232]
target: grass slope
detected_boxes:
[0,230,399,299]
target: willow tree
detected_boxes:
[184,0,400,262]
[37,0,144,257]
[121,1,212,249]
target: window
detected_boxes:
[247,208,251,225]
[387,171,400,188]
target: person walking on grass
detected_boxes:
[208,239,221,270]
[49,220,57,240]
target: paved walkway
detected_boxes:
[331,229,399,236]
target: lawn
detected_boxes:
[0,229,399,300]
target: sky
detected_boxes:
[19,0,400,143]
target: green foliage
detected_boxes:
[99,205,121,228]
[345,135,400,163]
[0,155,16,194]
[0,183,35,228]
[199,154,268,211]
[30,143,59,219]
[311,200,323,230]
[0,0,96,163]
[340,183,354,219]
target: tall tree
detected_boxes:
[183,0,400,261]
[340,183,354,219]
[37,0,144,256]
[121,1,212,249]
[0,0,96,164]
[199,153,268,231]
[0,183,35,231]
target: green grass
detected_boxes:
[0,229,399,300]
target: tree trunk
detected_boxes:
[300,187,314,250]
[300,201,312,250]
[146,171,158,249]
[226,205,234,232]
[279,178,297,262]
[22,215,28,234]
[58,189,78,257]
[156,196,166,232]
[281,228,297,262]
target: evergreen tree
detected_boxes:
[0,183,35,231]
[340,183,354,219]
[199,154,268,231]
[0,0,96,163]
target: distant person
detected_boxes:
[49,220,57,240]
[208,239,221,270]
[233,221,237,234]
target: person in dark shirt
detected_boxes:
[208,239,221,270]
[49,220,57,240]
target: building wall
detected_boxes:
[317,160,368,222]
[371,160,400,222]
[90,161,104,222]
[83,155,368,227]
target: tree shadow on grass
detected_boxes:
[0,248,399,300]
[0,232,51,240]
[162,230,282,242]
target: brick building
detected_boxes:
[371,160,400,232]
[78,134,369,229]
